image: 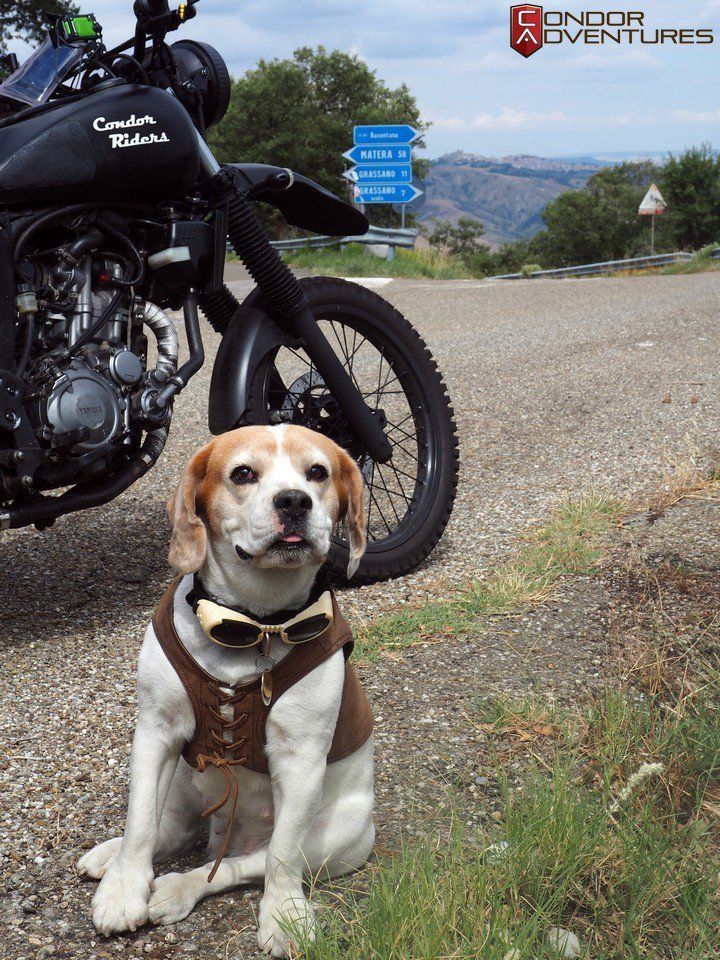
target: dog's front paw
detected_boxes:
[77,838,123,880]
[258,888,316,958]
[91,864,153,934]
[148,871,201,925]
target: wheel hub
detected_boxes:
[278,371,381,464]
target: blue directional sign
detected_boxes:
[344,164,412,184]
[352,183,424,204]
[342,144,412,164]
[353,124,419,145]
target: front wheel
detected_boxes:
[245,277,459,584]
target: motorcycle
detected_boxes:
[0,0,459,583]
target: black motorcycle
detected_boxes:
[0,0,458,583]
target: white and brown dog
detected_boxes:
[77,425,374,957]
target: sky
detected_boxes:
[13,0,720,160]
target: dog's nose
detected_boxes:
[274,489,312,518]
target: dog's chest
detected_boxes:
[191,755,275,852]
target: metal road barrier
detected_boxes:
[489,250,718,281]
[269,225,418,255]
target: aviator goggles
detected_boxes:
[193,590,334,649]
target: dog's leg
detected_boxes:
[254,754,327,957]
[153,759,205,860]
[90,719,182,935]
[148,846,268,925]
[78,760,203,880]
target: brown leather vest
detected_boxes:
[152,578,374,776]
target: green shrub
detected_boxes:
[520,263,542,278]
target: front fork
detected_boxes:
[196,136,392,464]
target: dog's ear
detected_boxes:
[167,441,214,573]
[334,447,367,579]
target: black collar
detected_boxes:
[186,568,331,623]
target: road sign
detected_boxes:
[352,183,423,204]
[353,124,418,144]
[343,164,412,184]
[638,183,666,215]
[342,144,412,164]
[638,183,666,255]
[392,183,425,213]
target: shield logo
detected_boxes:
[510,4,543,58]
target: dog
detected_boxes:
[77,425,375,957]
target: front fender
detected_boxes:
[230,163,368,237]
[208,287,298,434]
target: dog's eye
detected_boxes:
[230,465,256,485]
[307,464,328,482]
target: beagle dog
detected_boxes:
[77,425,374,958]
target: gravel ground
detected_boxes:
[1,272,719,959]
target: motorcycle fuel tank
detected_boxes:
[0,84,201,204]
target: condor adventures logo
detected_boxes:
[511,5,543,58]
[509,6,714,56]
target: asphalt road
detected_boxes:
[4,270,719,629]
[2,271,719,958]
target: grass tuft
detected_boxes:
[354,492,620,662]
[645,445,720,521]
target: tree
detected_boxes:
[660,144,720,249]
[208,46,428,226]
[427,217,485,260]
[1,1,79,52]
[529,161,661,267]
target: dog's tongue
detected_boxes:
[281,533,304,543]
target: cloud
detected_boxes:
[458,51,524,74]
[670,108,720,123]
[569,49,661,74]
[425,107,634,132]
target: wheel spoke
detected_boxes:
[384,462,421,483]
[372,347,387,410]
[386,410,415,431]
[385,459,414,505]
[361,389,406,398]
[366,482,393,537]
[329,321,362,393]
[378,369,401,393]
[388,440,419,463]
[385,419,419,445]
[372,465,402,525]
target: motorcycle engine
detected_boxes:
[5,227,179,497]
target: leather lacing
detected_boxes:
[196,682,250,882]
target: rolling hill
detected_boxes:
[419,151,605,246]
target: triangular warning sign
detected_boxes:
[638,183,667,215]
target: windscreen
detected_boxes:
[0,38,85,106]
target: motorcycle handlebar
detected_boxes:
[136,0,169,16]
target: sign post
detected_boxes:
[342,125,424,248]
[638,183,667,256]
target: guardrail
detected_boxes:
[269,225,418,260]
[488,250,706,280]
